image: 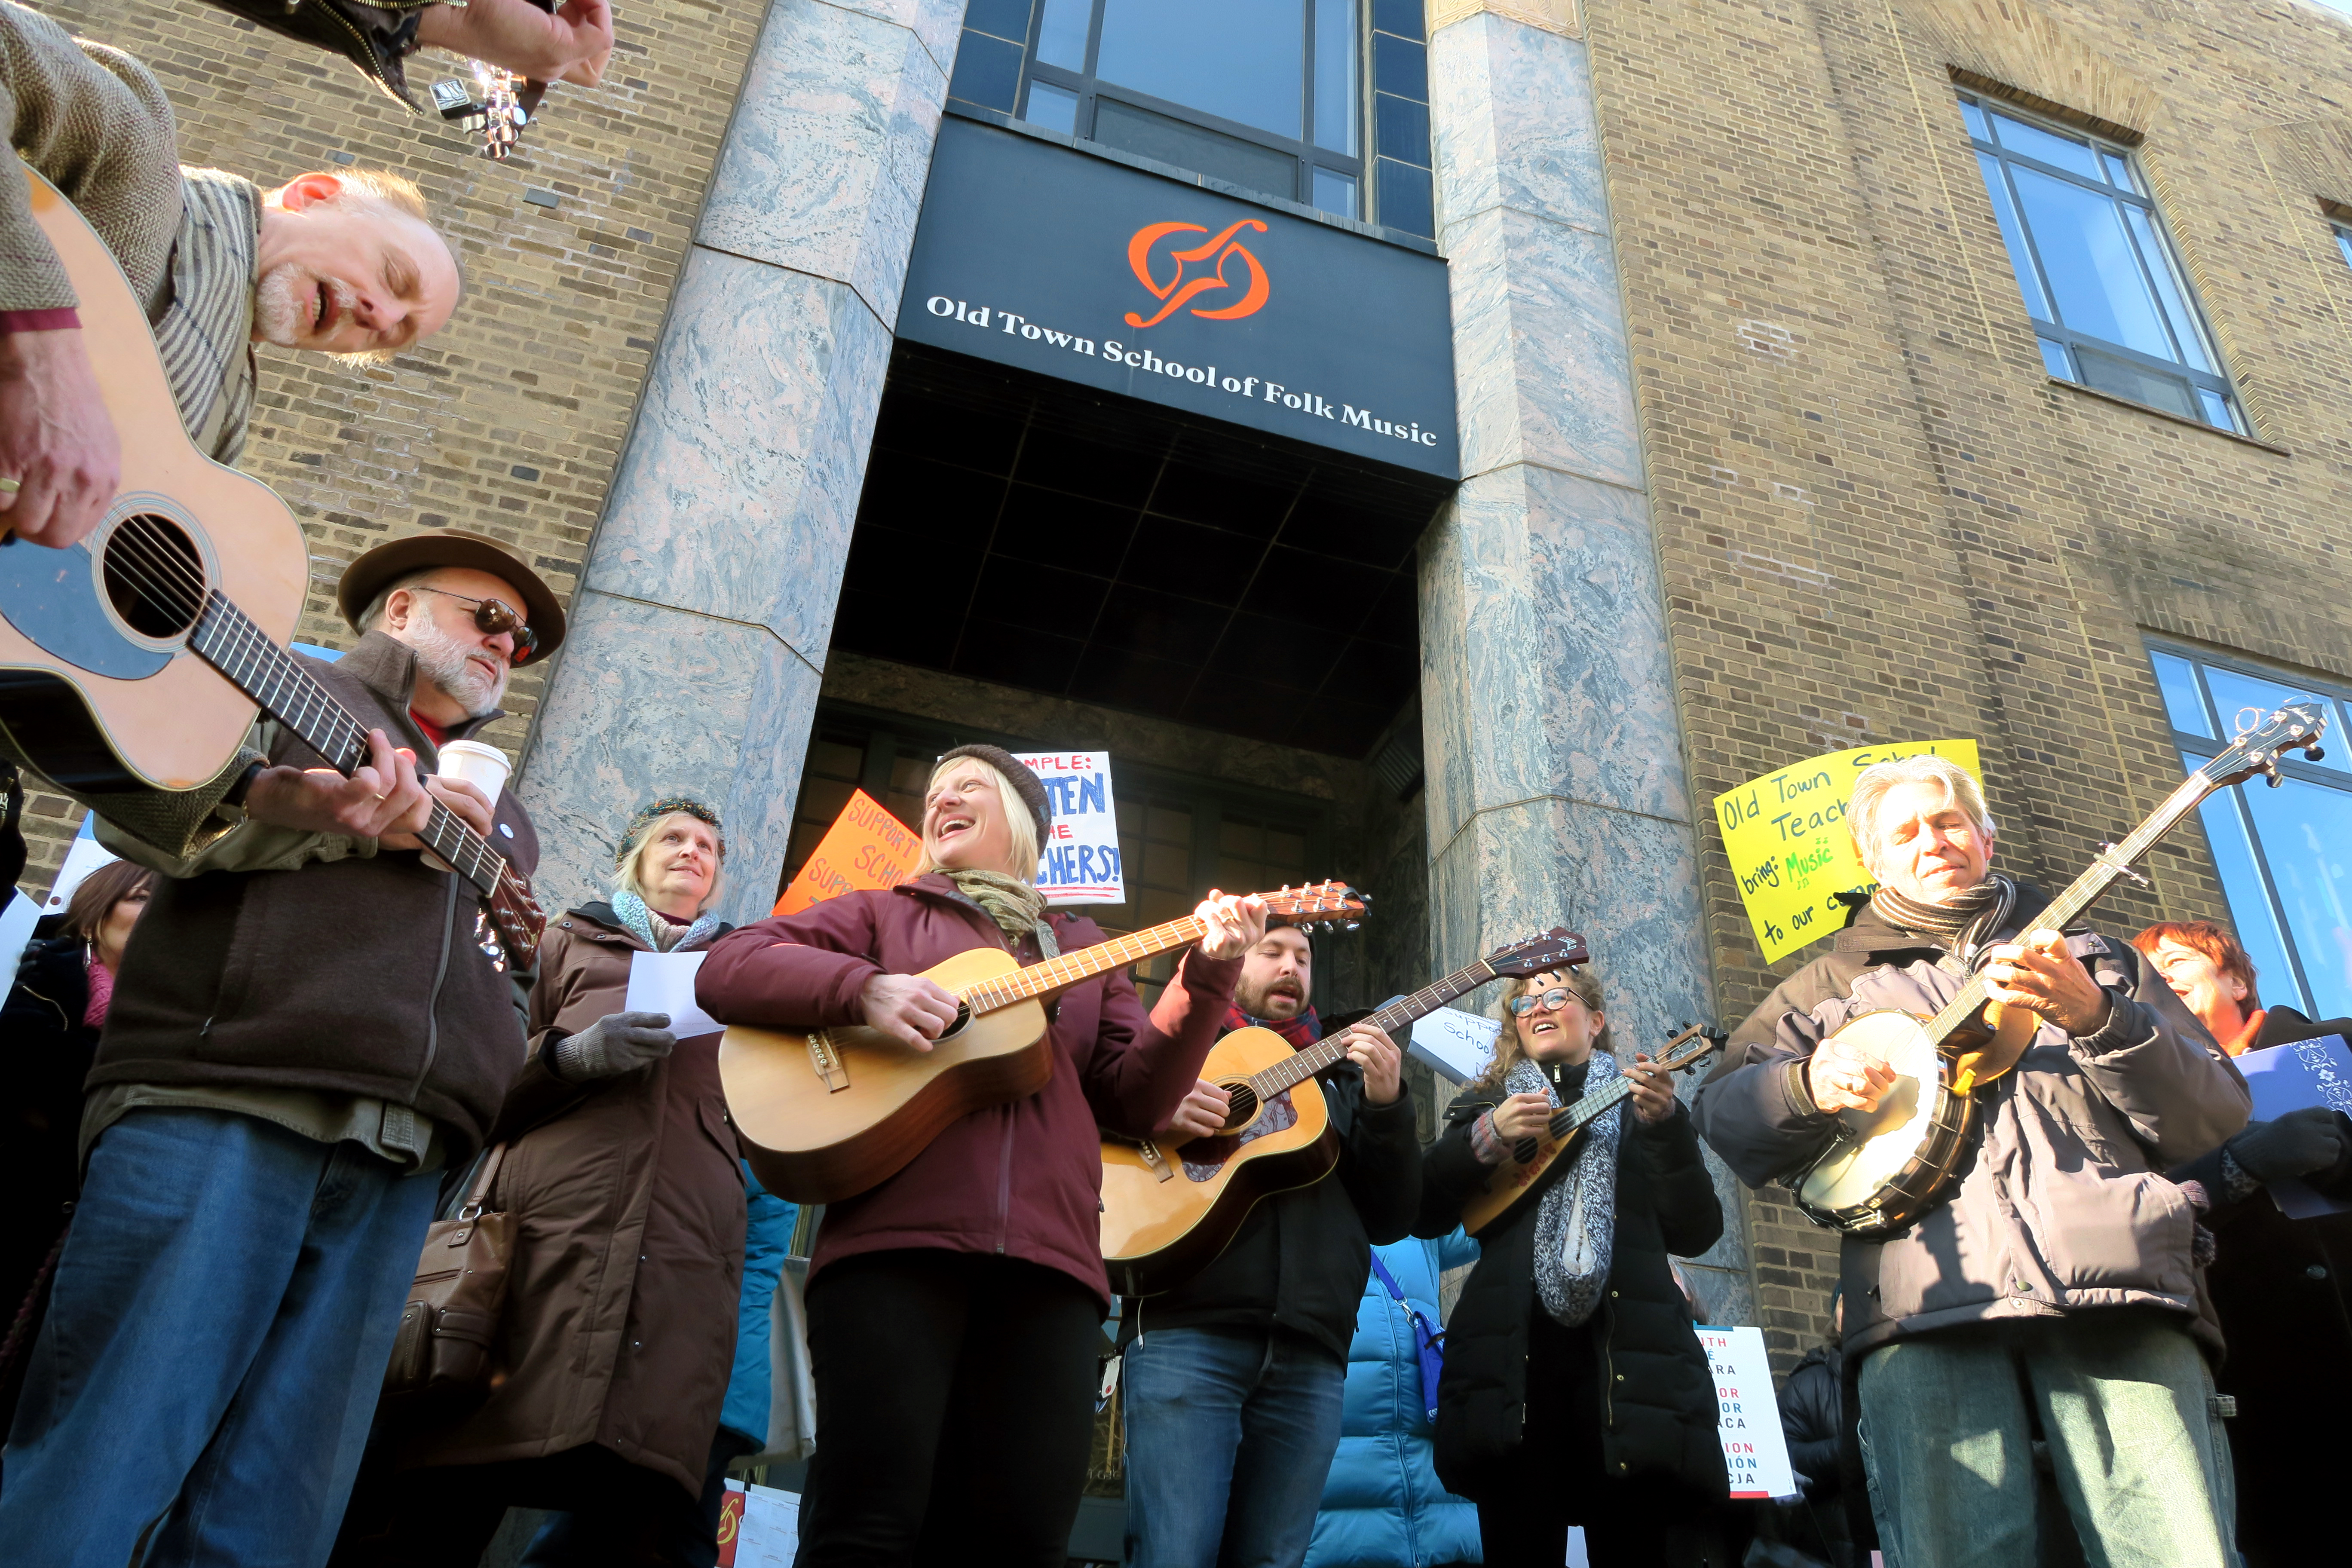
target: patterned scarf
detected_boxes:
[947,870,1060,960]
[1224,1003,1320,1050]
[1507,1052,1623,1328]
[612,889,722,953]
[1870,874,2016,967]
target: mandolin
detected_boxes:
[1459,1023,1728,1237]
[0,166,545,967]
[1792,700,2330,1236]
[1101,928,1589,1298]
[721,882,1369,1205]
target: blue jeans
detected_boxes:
[1121,1326,1346,1568]
[1857,1311,2239,1568]
[0,1109,439,1568]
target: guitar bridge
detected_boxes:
[1136,1139,1175,1184]
[807,1030,851,1093]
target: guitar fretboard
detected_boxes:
[1246,958,1501,1099]
[959,915,1215,1013]
[189,593,508,898]
[1533,1025,1715,1149]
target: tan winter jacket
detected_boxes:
[1691,894,2250,1359]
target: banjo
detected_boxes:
[1794,700,2329,1236]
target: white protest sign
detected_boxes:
[1409,1005,1502,1083]
[624,950,723,1040]
[1016,751,1124,906]
[720,1481,800,1566]
[1697,1324,1798,1499]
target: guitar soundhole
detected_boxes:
[102,514,206,639]
[939,1002,972,1040]
[1222,1085,1260,1129]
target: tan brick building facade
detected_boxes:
[1578,0,2352,1360]
[21,0,761,879]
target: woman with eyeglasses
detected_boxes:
[1413,966,1730,1567]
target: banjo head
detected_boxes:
[1795,1011,1956,1226]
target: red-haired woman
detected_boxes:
[2138,919,2351,1568]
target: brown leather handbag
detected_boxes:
[382,1144,514,1406]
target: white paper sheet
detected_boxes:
[624,949,723,1039]
[1410,1006,1504,1083]
[732,1483,800,1567]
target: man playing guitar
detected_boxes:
[0,530,561,1567]
[1119,919,1421,1568]
[1690,754,2248,1568]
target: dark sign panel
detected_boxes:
[898,118,1458,480]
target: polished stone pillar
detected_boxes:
[517,0,963,924]
[1421,2,1752,1321]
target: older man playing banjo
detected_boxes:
[1691,754,2247,1568]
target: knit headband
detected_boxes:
[617,796,726,865]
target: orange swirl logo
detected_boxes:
[1123,220,1270,329]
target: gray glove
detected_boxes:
[551,1011,675,1082]
[2228,1106,2352,1185]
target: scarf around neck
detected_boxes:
[1507,1052,1623,1329]
[1871,873,2016,967]
[946,870,1060,959]
[1225,1003,1320,1050]
[612,889,722,953]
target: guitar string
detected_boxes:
[101,522,513,897]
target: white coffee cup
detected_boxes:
[435,739,512,805]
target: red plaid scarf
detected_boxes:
[1224,1002,1320,1050]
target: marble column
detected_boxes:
[516,0,963,925]
[1421,1,1753,1323]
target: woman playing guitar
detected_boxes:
[696,745,1265,1567]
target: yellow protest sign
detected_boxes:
[1713,739,1981,963]
[773,790,923,917]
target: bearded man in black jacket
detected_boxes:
[1118,919,1421,1568]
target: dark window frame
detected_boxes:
[947,1,1436,244]
[2147,643,2352,1020]
[1959,91,2245,435]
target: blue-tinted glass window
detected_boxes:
[2150,646,2352,1022]
[1960,91,2242,435]
[2336,223,2352,275]
[948,3,1435,243]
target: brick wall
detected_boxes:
[22,0,760,882]
[1579,0,2352,1368]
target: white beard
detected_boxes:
[405,613,508,717]
[252,265,352,348]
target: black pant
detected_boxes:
[1475,1308,1741,1568]
[796,1248,1102,1568]
[333,1441,711,1567]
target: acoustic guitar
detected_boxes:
[1459,1022,1728,1237]
[1101,927,1588,1298]
[1793,698,2328,1236]
[0,166,545,967]
[721,882,1369,1204]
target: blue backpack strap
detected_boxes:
[1368,1249,1446,1423]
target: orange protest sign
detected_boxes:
[773,790,923,917]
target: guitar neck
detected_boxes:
[1249,959,1500,1098]
[959,913,1217,1013]
[1921,769,2217,1047]
[189,593,508,898]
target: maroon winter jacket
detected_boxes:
[697,874,1240,1305]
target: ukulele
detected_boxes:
[0,166,545,968]
[1458,1022,1729,1237]
[1101,928,1589,1298]
[721,882,1370,1205]
[1793,699,2329,1236]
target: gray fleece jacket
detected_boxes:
[1691,895,2249,1358]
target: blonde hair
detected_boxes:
[614,811,725,913]
[1475,966,1613,1089]
[330,167,429,220]
[913,756,1040,882]
[1847,755,1993,870]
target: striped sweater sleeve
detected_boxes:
[0,0,183,316]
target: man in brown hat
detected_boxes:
[0,531,563,1568]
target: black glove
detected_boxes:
[2228,1106,2352,1185]
[551,1011,675,1082]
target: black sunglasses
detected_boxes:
[416,586,539,665]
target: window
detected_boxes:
[2335,219,2352,275]
[784,705,1332,1007]
[2149,648,2352,1023]
[1959,92,2243,434]
[945,0,1436,241]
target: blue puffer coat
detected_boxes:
[1305,1231,1484,1568]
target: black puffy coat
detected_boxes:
[0,937,99,1424]
[1776,1343,1841,1490]
[1415,1073,1727,1501]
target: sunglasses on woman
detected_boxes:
[1506,987,1582,1017]
[415,586,539,665]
